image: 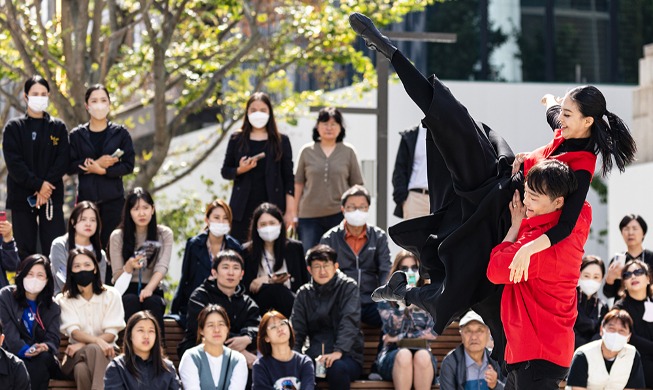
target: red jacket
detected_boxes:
[487,204,591,367]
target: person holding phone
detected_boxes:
[221,92,296,243]
[243,203,309,318]
[0,214,20,289]
[2,75,69,258]
[69,84,135,250]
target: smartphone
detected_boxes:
[274,271,288,277]
[27,195,37,208]
[27,345,37,354]
[251,152,266,161]
[614,253,627,265]
[111,148,124,158]
[0,211,6,222]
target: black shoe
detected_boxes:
[348,12,397,60]
[371,271,407,302]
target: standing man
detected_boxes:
[392,123,430,219]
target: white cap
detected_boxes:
[459,310,485,327]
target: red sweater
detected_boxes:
[487,205,591,367]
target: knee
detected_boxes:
[394,348,413,369]
[73,362,89,378]
[413,350,433,369]
[84,343,104,356]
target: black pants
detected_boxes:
[319,355,362,390]
[251,284,295,318]
[505,360,568,390]
[122,283,166,340]
[11,206,65,259]
[24,350,62,390]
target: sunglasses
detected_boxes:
[623,268,647,280]
[400,266,419,272]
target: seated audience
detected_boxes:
[291,244,364,390]
[613,260,653,388]
[0,319,30,389]
[110,187,172,337]
[0,219,19,289]
[0,255,61,390]
[439,310,504,390]
[575,255,608,349]
[57,248,126,390]
[171,199,243,328]
[603,214,653,299]
[244,203,309,318]
[567,308,645,390]
[177,250,259,367]
[50,201,108,294]
[376,251,438,390]
[178,304,247,390]
[104,311,180,389]
[319,185,391,327]
[252,310,315,390]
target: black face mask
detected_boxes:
[72,270,95,287]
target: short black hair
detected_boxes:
[619,214,648,236]
[84,84,111,103]
[24,75,50,94]
[312,107,346,142]
[581,255,605,277]
[306,244,337,266]
[525,160,577,200]
[340,184,371,206]
[212,250,244,270]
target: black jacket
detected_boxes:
[221,132,294,221]
[2,113,69,209]
[178,279,260,358]
[171,231,243,324]
[392,125,419,218]
[69,122,135,203]
[291,270,364,366]
[243,239,309,294]
[574,288,608,349]
[0,347,30,390]
[0,285,61,356]
[104,355,180,390]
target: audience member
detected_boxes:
[0,255,61,390]
[567,309,645,390]
[244,203,309,318]
[252,310,315,390]
[0,319,30,389]
[320,185,391,328]
[177,250,259,367]
[294,107,364,253]
[57,248,125,390]
[178,304,247,390]
[104,311,180,389]
[0,219,19,289]
[171,199,243,328]
[613,260,653,388]
[376,251,438,390]
[291,244,364,390]
[574,255,608,349]
[439,311,504,390]
[50,201,108,294]
[391,123,430,219]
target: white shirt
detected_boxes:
[178,346,248,390]
[407,125,428,191]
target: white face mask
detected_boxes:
[344,210,368,227]
[258,225,281,242]
[578,279,601,296]
[27,96,49,113]
[248,111,270,129]
[87,103,110,120]
[209,222,230,237]
[602,329,629,352]
[23,277,47,295]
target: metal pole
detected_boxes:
[376,55,389,230]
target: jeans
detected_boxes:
[298,213,343,254]
[321,355,362,390]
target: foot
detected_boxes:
[371,271,407,302]
[348,12,397,60]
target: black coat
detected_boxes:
[221,132,294,221]
[242,239,309,294]
[2,113,69,210]
[69,122,135,202]
[392,125,419,218]
[574,288,608,349]
[0,347,30,390]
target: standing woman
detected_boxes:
[2,75,69,258]
[574,255,608,349]
[221,92,295,243]
[244,203,309,318]
[50,201,108,294]
[171,199,243,327]
[0,255,61,390]
[110,187,172,337]
[57,248,126,390]
[104,311,180,389]
[69,84,135,251]
[294,107,364,254]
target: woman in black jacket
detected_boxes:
[574,255,608,349]
[69,84,135,249]
[221,92,295,242]
[244,203,309,318]
[0,255,61,390]
[2,75,69,258]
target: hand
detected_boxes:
[382,334,399,344]
[24,343,48,357]
[0,221,13,242]
[606,260,625,284]
[283,212,296,229]
[242,350,257,369]
[509,244,533,283]
[36,192,49,208]
[94,337,116,358]
[139,287,153,302]
[511,152,528,175]
[485,365,499,389]
[225,335,251,352]
[96,155,119,168]
[124,255,145,274]
[249,275,269,294]
[269,273,290,285]
[65,342,86,358]
[79,158,106,175]
[39,181,55,198]
[508,190,525,228]
[237,156,257,174]
[319,351,342,368]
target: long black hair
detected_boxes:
[62,248,105,298]
[67,201,104,261]
[122,311,171,380]
[13,255,55,308]
[237,92,282,161]
[566,85,636,176]
[119,187,159,268]
[247,202,287,272]
[24,75,50,94]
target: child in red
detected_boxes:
[487,159,591,389]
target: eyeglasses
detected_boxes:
[311,263,334,272]
[344,205,369,212]
[623,268,647,280]
[400,266,419,272]
[268,319,290,331]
